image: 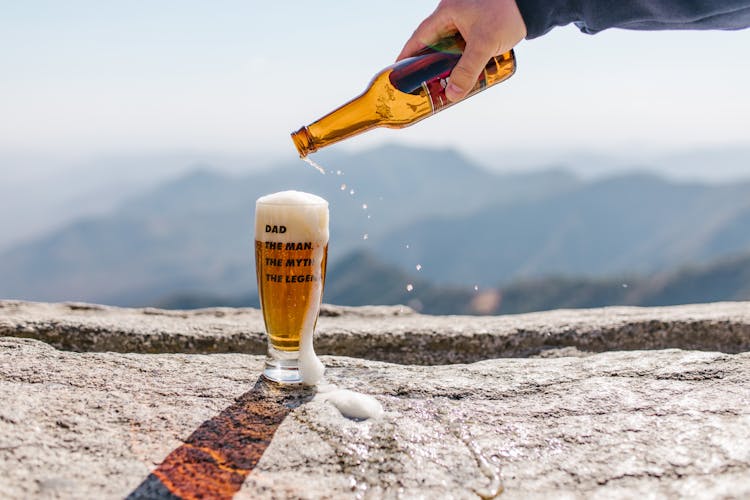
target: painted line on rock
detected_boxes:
[126,378,314,500]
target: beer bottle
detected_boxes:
[291,34,516,157]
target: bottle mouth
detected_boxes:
[290,127,316,158]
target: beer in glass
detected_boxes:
[254,191,328,383]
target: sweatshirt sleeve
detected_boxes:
[514,0,750,39]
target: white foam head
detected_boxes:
[255,190,329,243]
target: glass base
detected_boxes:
[263,357,302,384]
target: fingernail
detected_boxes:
[446,82,463,101]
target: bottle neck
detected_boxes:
[291,91,380,157]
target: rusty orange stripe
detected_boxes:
[128,378,314,500]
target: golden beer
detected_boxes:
[255,241,328,350]
[254,191,329,383]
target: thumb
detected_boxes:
[445,40,493,102]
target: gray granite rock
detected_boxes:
[1,300,749,363]
[1,337,748,499]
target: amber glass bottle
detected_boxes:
[291,34,516,158]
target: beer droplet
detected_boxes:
[474,285,479,291]
[415,264,422,271]
[405,244,410,249]
[349,189,355,195]
[367,215,371,219]
[362,203,368,210]
[622,283,629,288]
[363,233,369,240]
[336,170,343,176]
[406,283,414,292]
[340,184,347,191]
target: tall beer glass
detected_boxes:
[254,191,328,383]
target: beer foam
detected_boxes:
[256,190,327,206]
[298,234,326,386]
[299,274,325,387]
[255,190,329,243]
[316,386,384,420]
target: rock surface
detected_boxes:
[2,300,750,363]
[2,337,749,499]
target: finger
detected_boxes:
[396,11,453,61]
[444,39,494,101]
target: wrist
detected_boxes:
[514,0,578,39]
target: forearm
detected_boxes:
[515,0,750,38]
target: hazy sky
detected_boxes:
[2,0,750,166]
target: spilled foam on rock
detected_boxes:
[316,384,384,420]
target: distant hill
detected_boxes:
[0,144,576,305]
[157,249,750,315]
[374,172,750,286]
[0,151,261,253]
[157,249,477,314]
[494,251,750,314]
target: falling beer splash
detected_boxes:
[303,156,326,175]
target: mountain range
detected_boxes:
[1,144,749,312]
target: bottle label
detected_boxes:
[422,69,487,113]
[388,35,514,116]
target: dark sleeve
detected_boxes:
[514,0,750,38]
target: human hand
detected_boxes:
[397,0,526,102]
